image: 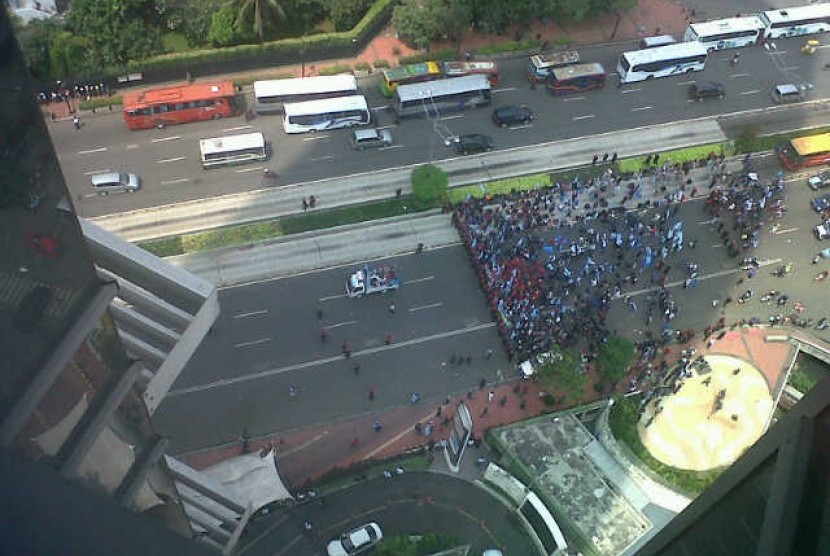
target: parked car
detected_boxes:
[491,105,535,127]
[90,171,141,194]
[811,193,830,213]
[327,522,383,556]
[453,134,494,155]
[688,81,725,101]
[815,220,830,240]
[350,128,392,151]
[808,171,830,190]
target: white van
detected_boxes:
[639,35,677,48]
[771,83,807,104]
[90,172,141,194]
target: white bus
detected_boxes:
[617,41,708,84]
[282,95,371,134]
[392,74,491,120]
[684,16,765,50]
[760,4,830,39]
[253,75,358,114]
[199,132,267,168]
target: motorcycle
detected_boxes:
[777,295,789,306]
[816,270,829,282]
[817,317,829,330]
[741,256,759,270]
[760,290,780,303]
[773,263,793,277]
[738,289,754,305]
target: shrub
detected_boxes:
[79,95,122,110]
[596,336,636,384]
[353,61,372,71]
[372,58,390,68]
[474,39,541,56]
[411,164,448,209]
[318,63,352,75]
[399,49,456,64]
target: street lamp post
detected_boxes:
[300,37,306,77]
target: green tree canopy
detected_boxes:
[411,164,448,209]
[392,0,471,46]
[596,335,636,384]
[162,0,223,47]
[68,0,164,69]
[224,0,286,43]
[13,17,65,81]
[536,346,587,405]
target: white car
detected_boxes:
[808,171,830,190]
[815,220,830,240]
[327,522,383,556]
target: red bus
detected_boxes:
[778,133,830,170]
[122,82,238,130]
[547,63,606,96]
[441,61,500,85]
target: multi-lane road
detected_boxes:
[51,36,830,218]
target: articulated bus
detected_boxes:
[122,82,237,130]
[526,51,580,82]
[617,42,708,84]
[282,95,370,134]
[441,61,500,85]
[548,63,606,95]
[199,132,267,168]
[392,74,491,120]
[379,61,442,97]
[683,16,765,50]
[778,133,830,170]
[253,75,357,114]
[761,3,830,39]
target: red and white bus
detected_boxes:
[441,61,500,85]
[122,82,238,130]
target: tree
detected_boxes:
[12,17,66,81]
[596,336,636,385]
[68,0,164,69]
[536,346,587,405]
[327,0,374,32]
[49,31,94,78]
[411,164,448,209]
[161,0,223,47]
[392,0,472,47]
[208,3,255,46]
[225,0,286,43]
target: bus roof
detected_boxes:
[689,16,765,36]
[530,51,580,69]
[122,82,235,110]
[282,95,368,116]
[395,74,490,102]
[551,62,606,80]
[762,3,830,25]
[382,62,441,82]
[790,133,830,157]
[253,75,356,99]
[199,132,265,156]
[621,41,708,64]
[441,61,498,77]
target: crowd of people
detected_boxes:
[453,175,696,361]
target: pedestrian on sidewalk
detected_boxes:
[592,154,599,166]
[309,195,317,208]
[302,197,308,211]
[384,333,393,345]
[373,419,382,432]
[611,152,618,164]
[488,390,495,402]
[320,329,327,343]
[342,342,351,359]
[602,153,609,164]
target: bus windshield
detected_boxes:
[199,132,267,168]
[253,75,357,114]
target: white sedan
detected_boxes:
[327,522,383,556]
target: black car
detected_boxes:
[453,134,494,155]
[689,81,725,101]
[491,105,535,127]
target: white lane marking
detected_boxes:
[160,178,189,185]
[151,136,181,143]
[321,320,358,330]
[234,337,271,349]
[224,125,253,132]
[408,302,444,313]
[441,114,463,120]
[235,166,264,173]
[621,88,642,94]
[493,86,517,93]
[78,147,107,155]
[773,227,798,235]
[710,243,724,248]
[167,322,497,396]
[563,96,586,101]
[729,72,750,78]
[158,156,186,164]
[573,114,596,121]
[404,276,434,285]
[379,144,404,151]
[233,309,268,319]
[309,155,334,162]
[319,293,344,302]
[84,169,111,175]
[676,80,695,85]
[126,144,139,150]
[632,106,653,112]
[509,123,534,129]
[784,66,799,71]
[740,89,761,95]
[302,135,331,141]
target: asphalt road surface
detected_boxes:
[51,36,830,217]
[238,472,536,556]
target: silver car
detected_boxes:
[350,128,392,151]
[90,171,141,194]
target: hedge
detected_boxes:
[474,39,541,56]
[398,49,457,65]
[123,0,397,73]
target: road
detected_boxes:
[51,35,830,218]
